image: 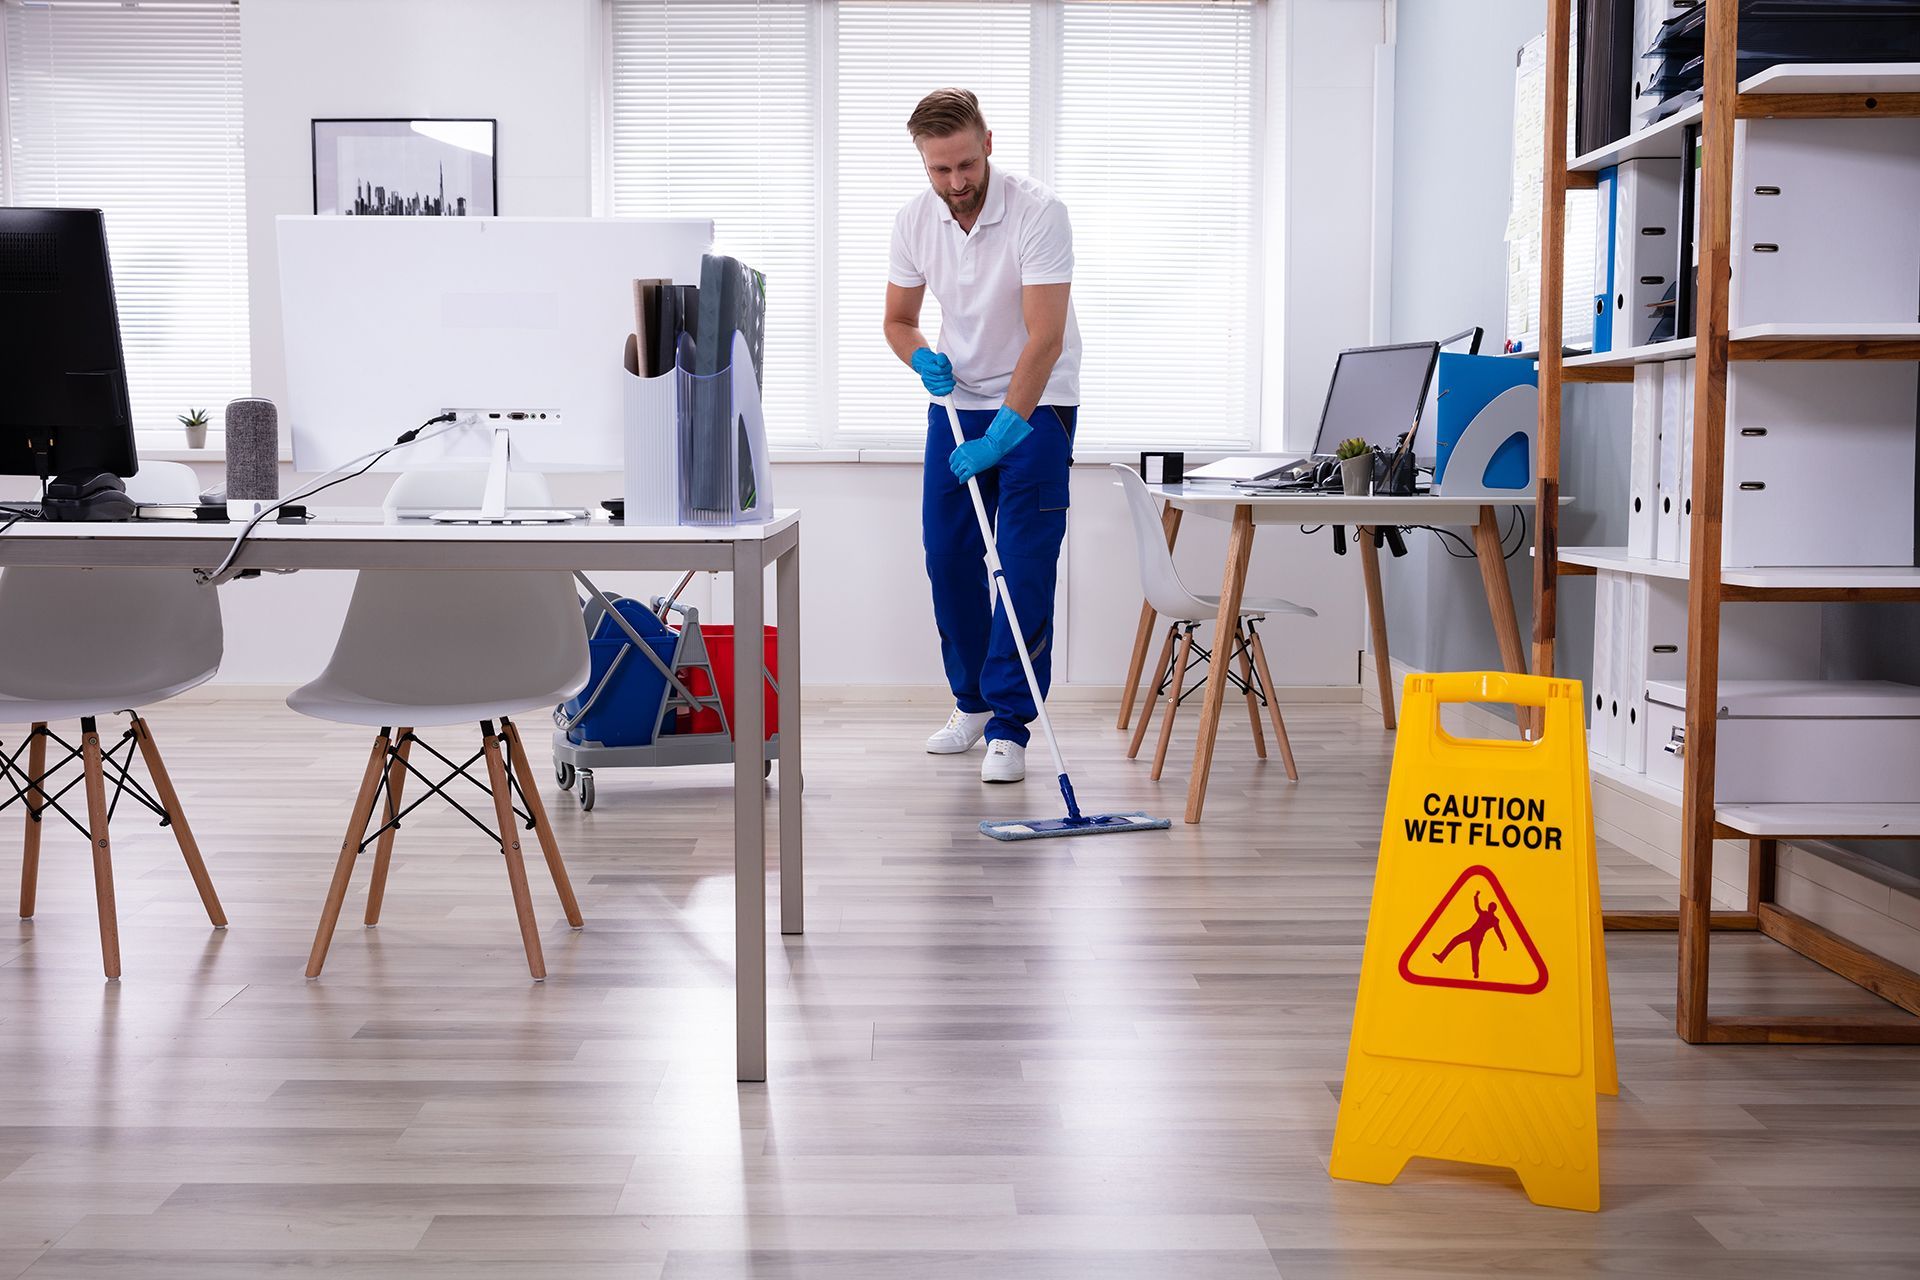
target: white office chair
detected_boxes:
[292,467,589,980]
[0,461,225,978]
[1110,463,1316,782]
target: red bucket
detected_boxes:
[677,625,777,740]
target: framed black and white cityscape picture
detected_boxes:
[311,118,498,217]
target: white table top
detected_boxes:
[0,507,800,544]
[0,507,801,572]
[1149,483,1544,527]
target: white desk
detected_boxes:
[0,508,803,1084]
[1127,486,1541,823]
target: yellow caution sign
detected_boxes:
[1330,672,1616,1213]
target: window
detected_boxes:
[2,0,249,439]
[608,0,1266,451]
[1506,31,1597,351]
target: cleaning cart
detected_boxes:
[551,579,778,811]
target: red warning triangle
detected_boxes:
[1398,864,1548,995]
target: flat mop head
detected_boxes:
[980,811,1171,841]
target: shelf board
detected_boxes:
[1571,103,1700,172]
[1556,546,1687,580]
[1558,547,1920,599]
[1594,759,1920,840]
[1564,338,1696,373]
[1562,325,1920,377]
[1591,756,1683,814]
[1717,804,1920,840]
[1571,65,1920,172]
[1738,62,1920,97]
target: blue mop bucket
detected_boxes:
[560,597,680,748]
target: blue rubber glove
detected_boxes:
[910,347,955,397]
[949,406,1033,485]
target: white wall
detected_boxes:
[116,0,1378,690]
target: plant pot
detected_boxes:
[184,424,209,449]
[1339,454,1372,496]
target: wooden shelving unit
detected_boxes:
[1534,5,1920,1043]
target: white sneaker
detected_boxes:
[981,739,1026,783]
[926,707,991,754]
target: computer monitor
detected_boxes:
[1311,341,1442,456]
[0,207,137,481]
[277,215,713,511]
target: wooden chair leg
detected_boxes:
[503,719,583,929]
[79,719,120,980]
[1151,626,1197,782]
[129,716,226,928]
[307,731,391,978]
[1235,622,1266,759]
[20,723,46,919]
[1129,625,1177,761]
[364,729,414,927]
[481,723,546,980]
[1248,626,1300,782]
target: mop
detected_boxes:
[941,395,1170,841]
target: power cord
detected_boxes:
[196,412,462,587]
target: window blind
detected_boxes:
[1057,0,1257,450]
[832,0,1032,445]
[608,0,1265,452]
[608,0,821,448]
[3,0,249,438]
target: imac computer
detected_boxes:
[277,215,713,522]
[0,208,139,513]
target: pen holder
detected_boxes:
[675,329,773,525]
[1340,454,1373,496]
[623,365,679,525]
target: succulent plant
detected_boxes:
[1334,436,1371,461]
[178,408,210,429]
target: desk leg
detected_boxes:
[733,542,768,1084]
[1119,504,1182,731]
[1473,505,1535,734]
[1184,505,1254,824]
[777,535,804,938]
[1358,528,1396,731]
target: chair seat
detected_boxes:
[1192,594,1318,622]
[0,668,216,726]
[287,672,576,729]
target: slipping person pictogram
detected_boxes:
[1431,891,1507,979]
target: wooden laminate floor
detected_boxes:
[0,694,1917,1278]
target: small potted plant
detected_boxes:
[1335,437,1373,496]
[178,408,210,450]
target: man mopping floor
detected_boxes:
[882,87,1079,786]
[883,88,1165,843]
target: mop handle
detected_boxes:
[941,395,1072,783]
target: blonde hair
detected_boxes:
[907,88,986,141]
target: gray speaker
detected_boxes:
[224,397,279,517]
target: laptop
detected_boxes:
[1184,341,1442,486]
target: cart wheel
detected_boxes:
[556,761,576,790]
[578,771,595,812]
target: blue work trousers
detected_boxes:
[922,403,1077,747]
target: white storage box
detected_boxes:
[1644,679,1920,803]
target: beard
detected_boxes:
[940,163,990,219]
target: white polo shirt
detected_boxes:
[888,168,1082,411]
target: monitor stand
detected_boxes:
[430,426,573,524]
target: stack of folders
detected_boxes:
[1591,158,1682,354]
[1590,571,1689,773]
[1627,360,1695,568]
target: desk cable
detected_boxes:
[196,412,462,587]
